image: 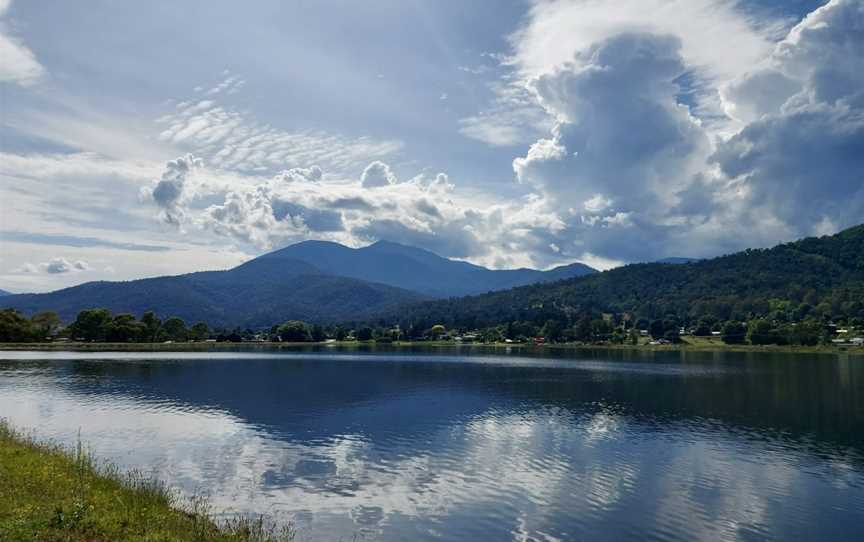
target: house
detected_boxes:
[852,337,864,346]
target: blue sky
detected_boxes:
[1,0,861,293]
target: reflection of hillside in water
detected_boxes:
[4,348,864,455]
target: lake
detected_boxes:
[1,347,863,540]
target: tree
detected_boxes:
[649,319,666,339]
[428,324,447,339]
[664,328,681,343]
[70,308,112,341]
[0,309,34,342]
[509,321,538,341]
[693,318,713,337]
[591,319,613,341]
[356,327,373,341]
[542,319,565,342]
[107,313,143,342]
[311,324,326,342]
[190,322,210,341]
[334,326,347,341]
[161,317,188,342]
[31,311,61,340]
[482,326,504,343]
[573,317,593,342]
[721,321,746,344]
[747,319,776,345]
[278,320,312,342]
[140,311,162,343]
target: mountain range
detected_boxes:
[264,240,596,297]
[0,240,597,327]
[0,289,11,296]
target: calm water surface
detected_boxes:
[1,347,863,541]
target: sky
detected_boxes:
[1,0,861,293]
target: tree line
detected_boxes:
[0,308,444,344]
[0,308,209,343]
[1,305,858,348]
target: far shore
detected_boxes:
[1,339,862,356]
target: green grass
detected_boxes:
[0,419,295,542]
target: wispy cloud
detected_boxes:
[155,76,404,176]
[0,231,171,252]
[0,0,44,85]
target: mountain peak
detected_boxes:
[245,238,596,297]
[365,239,431,254]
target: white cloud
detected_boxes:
[204,73,246,96]
[186,160,578,268]
[18,257,90,274]
[496,0,864,263]
[276,165,323,183]
[0,0,44,85]
[712,0,864,239]
[511,32,713,261]
[512,0,778,96]
[459,79,552,147]
[360,161,397,188]
[141,154,204,226]
[156,84,403,176]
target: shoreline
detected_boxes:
[1,339,862,356]
[0,419,294,541]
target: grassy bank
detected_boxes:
[0,420,294,541]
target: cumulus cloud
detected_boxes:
[713,0,864,238]
[511,32,713,261]
[187,160,556,267]
[512,0,777,103]
[276,165,323,183]
[0,0,44,85]
[141,154,203,226]
[496,0,864,263]
[360,161,397,188]
[18,257,90,274]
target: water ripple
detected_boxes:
[1,351,863,541]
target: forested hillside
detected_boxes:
[382,225,864,331]
[1,256,424,328]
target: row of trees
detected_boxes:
[0,308,209,343]
[0,306,855,348]
[0,308,460,345]
[270,321,450,343]
[380,315,850,347]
